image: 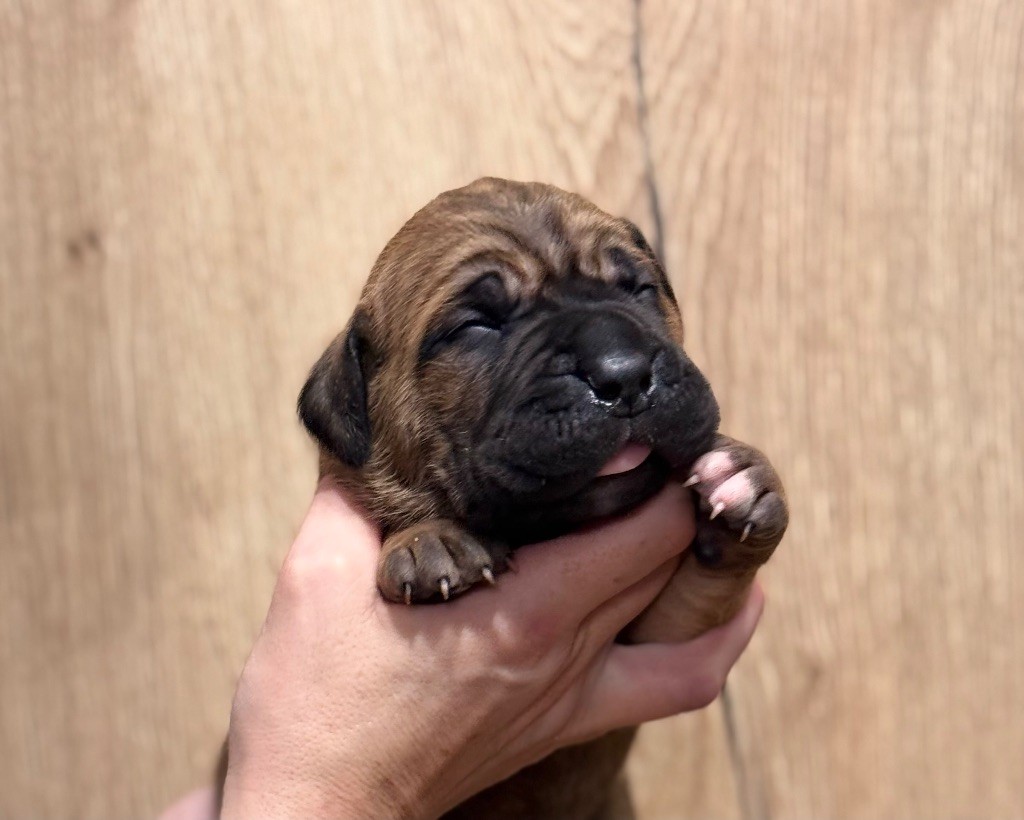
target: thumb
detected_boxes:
[566,584,765,743]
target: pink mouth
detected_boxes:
[597,443,653,477]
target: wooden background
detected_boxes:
[2,1,1022,817]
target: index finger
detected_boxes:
[492,481,695,620]
[285,479,694,623]
[278,480,383,596]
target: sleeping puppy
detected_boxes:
[298,177,788,818]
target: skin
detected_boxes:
[161,478,764,820]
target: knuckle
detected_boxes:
[520,608,569,657]
[278,548,350,599]
[487,607,565,667]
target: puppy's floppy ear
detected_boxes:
[298,309,373,467]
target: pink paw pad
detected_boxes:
[683,447,782,543]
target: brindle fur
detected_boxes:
[293,178,787,818]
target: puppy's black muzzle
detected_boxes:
[466,305,720,544]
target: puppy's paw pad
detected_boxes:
[685,439,788,554]
[377,521,510,605]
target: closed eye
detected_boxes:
[420,271,514,361]
[421,309,505,360]
[616,274,659,301]
[607,246,658,300]
[445,314,502,339]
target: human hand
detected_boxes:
[219,479,764,819]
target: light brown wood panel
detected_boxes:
[627,706,744,820]
[0,2,744,817]
[10,2,1019,818]
[641,1,1024,818]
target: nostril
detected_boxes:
[584,352,653,405]
[590,380,622,402]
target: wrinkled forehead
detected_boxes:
[423,203,624,301]
[362,185,630,334]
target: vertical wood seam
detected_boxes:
[631,3,763,818]
[631,0,667,267]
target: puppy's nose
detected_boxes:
[585,351,652,405]
[574,317,656,416]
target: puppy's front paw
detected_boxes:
[378,520,512,605]
[683,435,788,569]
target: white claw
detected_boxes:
[710,501,726,520]
[741,522,754,542]
[403,583,412,606]
[440,577,451,601]
[683,474,700,488]
[482,567,496,585]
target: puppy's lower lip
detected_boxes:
[597,443,653,477]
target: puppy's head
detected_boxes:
[299,178,719,541]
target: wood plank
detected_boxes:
[0,2,728,816]
[641,1,1024,817]
[628,703,743,820]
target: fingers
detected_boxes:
[495,482,696,622]
[565,584,765,744]
[284,479,693,624]
[580,557,681,646]
[280,479,693,636]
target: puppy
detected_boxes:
[298,178,788,818]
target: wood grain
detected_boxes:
[0,2,687,816]
[2,1,1022,818]
[640,1,1024,817]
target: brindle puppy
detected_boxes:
[298,178,788,818]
